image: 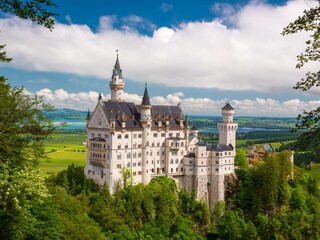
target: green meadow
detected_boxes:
[308,163,320,182]
[39,132,87,176]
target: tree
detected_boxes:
[235,149,249,170]
[282,3,320,155]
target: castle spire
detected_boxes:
[112,50,123,79]
[141,83,151,106]
[109,51,125,101]
[86,109,91,120]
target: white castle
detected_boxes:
[84,55,238,211]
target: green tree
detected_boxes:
[282,3,320,155]
[235,149,249,170]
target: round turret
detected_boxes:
[222,102,234,123]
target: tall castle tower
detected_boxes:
[140,84,152,185]
[109,53,125,101]
[218,103,238,149]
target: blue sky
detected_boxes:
[0,0,319,116]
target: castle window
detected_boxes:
[117,164,122,169]
[162,142,165,146]
[157,142,160,146]
[162,151,165,156]
[138,134,142,138]
[118,144,121,149]
[170,159,174,164]
[161,133,165,137]
[138,161,141,166]
[133,134,137,138]
[175,159,179,164]
[216,153,219,156]
[216,161,219,164]
[153,133,158,137]
[133,162,136,167]
[101,170,103,178]
[162,168,165,172]
[215,168,218,172]
[162,160,164,164]
[91,133,95,137]
[176,168,178,172]
[105,134,108,139]
[171,168,173,172]
[151,168,154,173]
[189,168,193,171]
[169,133,173,137]
[125,134,129,139]
[133,143,137,148]
[201,169,203,172]
[125,144,128,149]
[98,133,101,137]
[117,154,121,160]
[127,153,131,158]
[225,152,227,155]
[152,142,155,147]
[117,134,122,139]
[181,142,184,147]
[181,167,183,172]
[133,153,137,158]
[157,151,160,156]
[201,153,203,157]
[229,152,231,155]
[181,151,184,155]
[138,152,141,157]
[220,153,223,156]
[138,144,142,148]
[189,160,193,164]
[171,142,173,147]
[150,151,153,156]
[127,162,130,167]
[133,171,136,176]
[176,133,180,137]
[138,171,142,175]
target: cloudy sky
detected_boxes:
[0,0,319,117]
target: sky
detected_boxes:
[0,0,319,117]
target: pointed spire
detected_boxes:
[185,113,188,127]
[86,109,91,120]
[112,50,123,79]
[141,83,151,106]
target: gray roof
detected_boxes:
[100,101,184,130]
[112,55,123,79]
[206,143,233,152]
[184,152,195,158]
[86,110,91,120]
[141,85,151,106]
[191,125,198,130]
[222,102,234,110]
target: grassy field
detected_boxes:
[39,132,87,177]
[308,163,320,182]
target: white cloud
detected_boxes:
[160,3,173,12]
[34,88,319,117]
[0,0,317,93]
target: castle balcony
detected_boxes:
[170,145,180,151]
[88,146,106,152]
[89,159,106,167]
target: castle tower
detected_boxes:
[140,84,152,185]
[218,103,238,149]
[109,53,125,101]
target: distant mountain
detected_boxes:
[43,108,87,121]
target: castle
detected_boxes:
[84,55,238,211]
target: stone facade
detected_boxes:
[84,55,238,211]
